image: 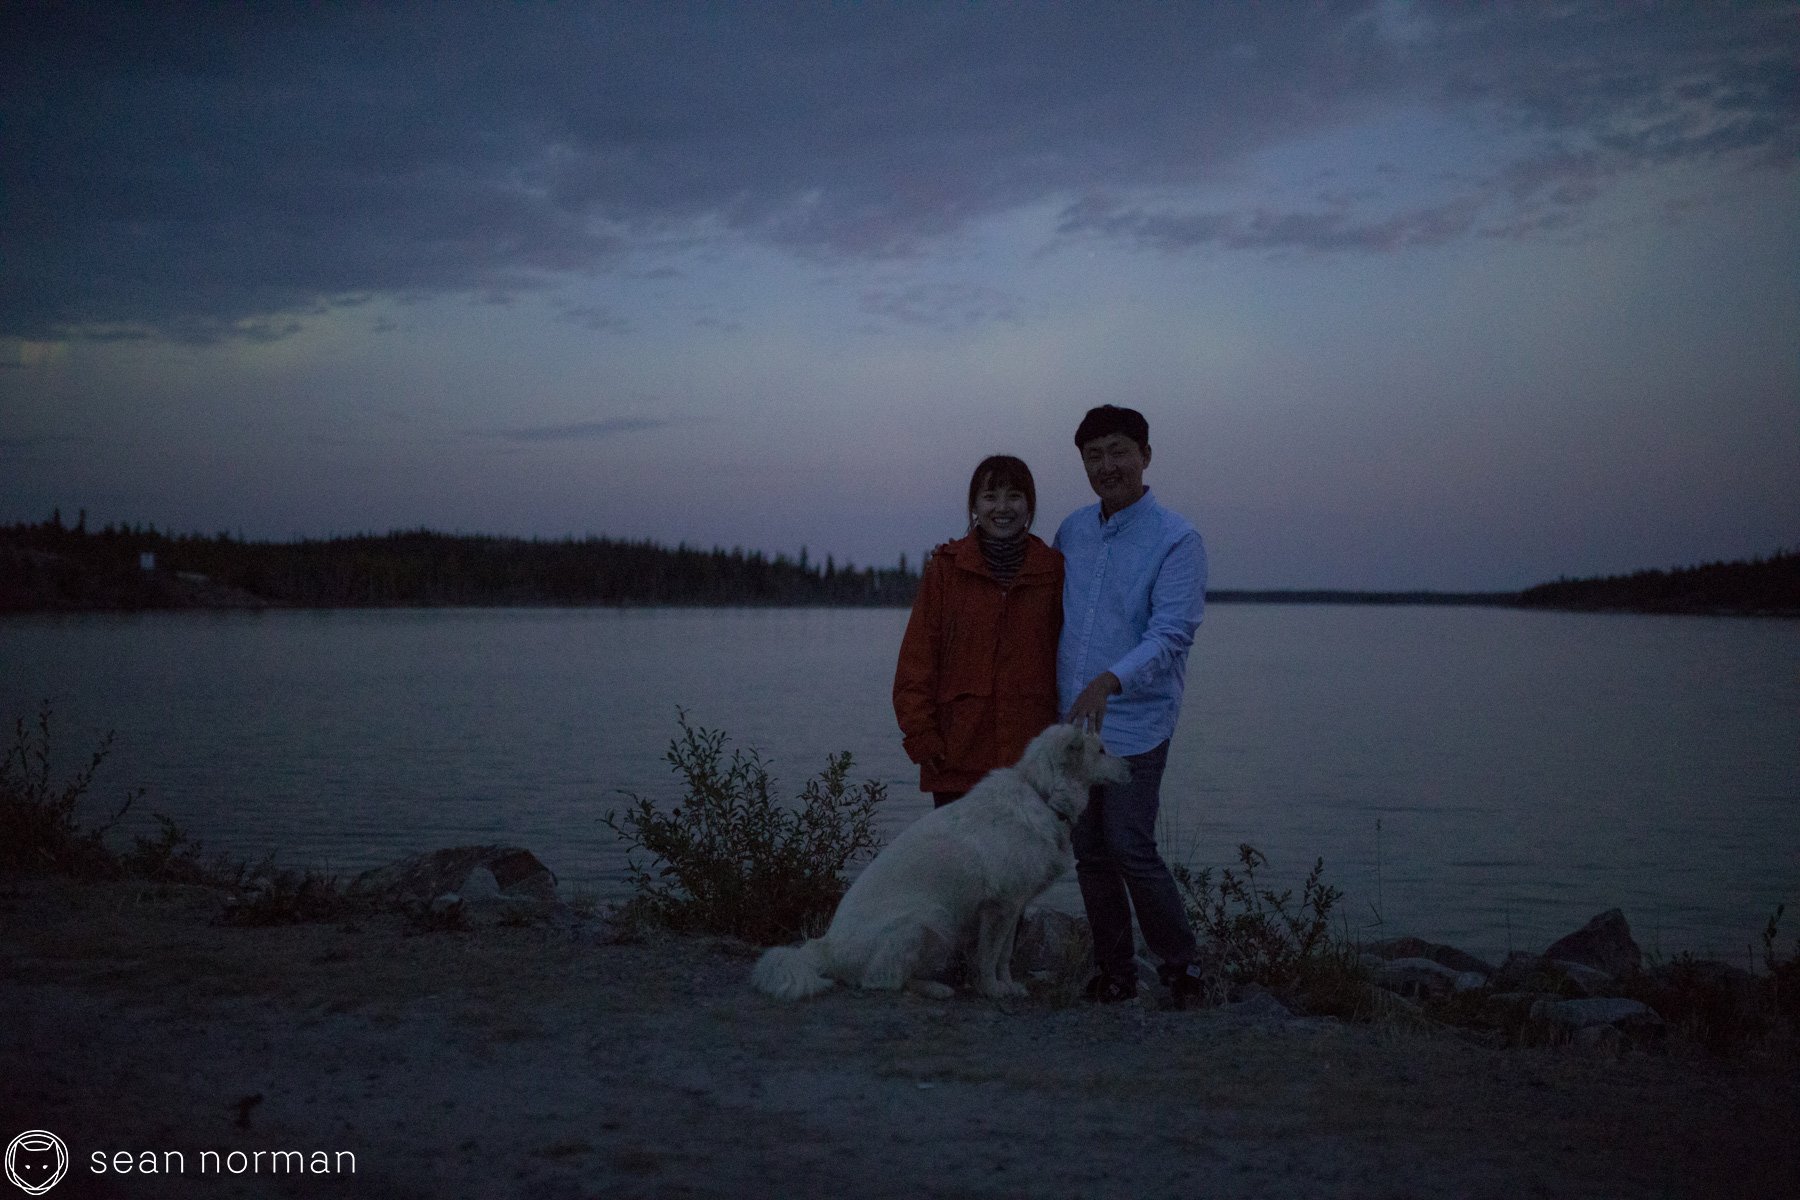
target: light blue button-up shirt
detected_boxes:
[1053,488,1206,757]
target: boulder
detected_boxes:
[1530,996,1666,1053]
[460,866,502,902]
[1011,908,1091,978]
[1372,957,1467,1000]
[924,908,1093,989]
[351,846,559,906]
[1546,960,1617,997]
[1493,952,1622,997]
[1364,936,1495,977]
[1532,996,1659,1028]
[1543,909,1641,978]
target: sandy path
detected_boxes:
[2,878,1795,1199]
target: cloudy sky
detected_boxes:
[3,2,1795,590]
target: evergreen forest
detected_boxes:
[0,512,917,610]
[1513,549,1799,616]
[2,512,1793,615]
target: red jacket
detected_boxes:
[892,532,1063,793]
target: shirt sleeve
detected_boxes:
[1107,529,1206,696]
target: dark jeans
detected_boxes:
[1072,740,1198,979]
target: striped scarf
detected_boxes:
[977,530,1028,586]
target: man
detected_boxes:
[1054,404,1209,1006]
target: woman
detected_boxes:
[893,455,1063,806]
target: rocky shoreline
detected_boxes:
[342,847,1793,1059]
[3,852,1796,1198]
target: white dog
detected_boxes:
[751,724,1130,1000]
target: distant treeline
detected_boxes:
[1514,550,1799,616]
[3,512,1795,615]
[0,513,919,610]
[1208,589,1514,607]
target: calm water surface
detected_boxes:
[3,605,1795,964]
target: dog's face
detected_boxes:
[1019,723,1131,823]
[1061,725,1131,788]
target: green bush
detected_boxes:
[603,711,886,945]
[0,703,139,876]
[1174,844,1367,1014]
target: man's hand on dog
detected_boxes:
[1067,672,1122,733]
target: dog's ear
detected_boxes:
[1018,724,1074,795]
[1062,730,1093,777]
[1062,729,1114,788]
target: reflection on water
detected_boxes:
[3,604,1796,963]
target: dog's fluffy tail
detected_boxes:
[751,939,835,1000]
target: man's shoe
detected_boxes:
[1082,972,1137,1004]
[1158,961,1214,1011]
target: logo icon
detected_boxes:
[5,1131,68,1195]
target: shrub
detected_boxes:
[1764,904,1800,1030]
[1622,952,1770,1055]
[218,866,371,927]
[603,711,885,945]
[1,703,253,889]
[1174,844,1367,1013]
[0,703,139,876]
[121,812,248,887]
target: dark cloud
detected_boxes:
[1054,168,1568,255]
[554,302,633,334]
[2,2,1793,341]
[859,283,1021,332]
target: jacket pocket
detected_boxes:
[940,694,994,776]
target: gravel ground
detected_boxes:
[2,877,1796,1199]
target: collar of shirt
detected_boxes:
[1098,487,1153,529]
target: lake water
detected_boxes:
[2,605,1795,965]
